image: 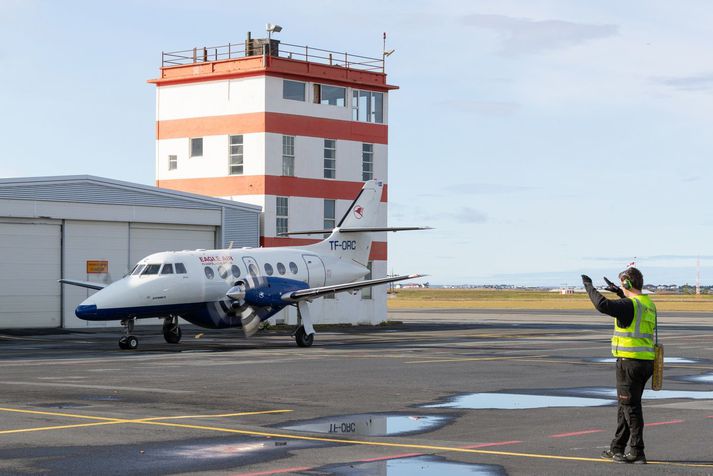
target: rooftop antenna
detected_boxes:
[382,32,395,73]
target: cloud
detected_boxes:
[452,207,488,224]
[447,183,535,195]
[586,255,713,262]
[654,73,713,92]
[460,14,618,56]
[440,99,520,116]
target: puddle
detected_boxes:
[591,357,698,364]
[571,387,713,401]
[79,395,122,401]
[282,414,449,436]
[30,402,90,409]
[173,442,274,459]
[311,455,505,475]
[424,393,613,410]
[678,373,713,384]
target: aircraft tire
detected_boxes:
[126,336,139,350]
[295,326,314,348]
[163,326,182,344]
[118,337,128,350]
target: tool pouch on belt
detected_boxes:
[652,343,664,390]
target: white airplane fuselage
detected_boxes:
[76,246,367,329]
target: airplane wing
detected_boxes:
[281,274,425,302]
[58,279,107,291]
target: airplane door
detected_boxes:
[302,254,326,287]
[241,256,262,287]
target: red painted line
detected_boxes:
[645,419,684,427]
[233,466,313,476]
[549,429,603,438]
[461,440,523,449]
[359,452,424,462]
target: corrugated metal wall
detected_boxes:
[222,206,260,248]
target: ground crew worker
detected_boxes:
[581,267,655,464]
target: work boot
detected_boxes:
[613,452,647,464]
[601,449,623,460]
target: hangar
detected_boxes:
[0,175,260,329]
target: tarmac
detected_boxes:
[1,308,713,475]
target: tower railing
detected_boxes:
[161,41,385,73]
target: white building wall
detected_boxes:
[156,77,266,121]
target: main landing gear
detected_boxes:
[118,318,138,350]
[163,316,182,344]
[294,302,315,348]
[294,326,314,347]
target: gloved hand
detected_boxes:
[581,274,592,285]
[604,276,626,298]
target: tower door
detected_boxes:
[302,254,326,287]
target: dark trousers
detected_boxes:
[610,357,654,455]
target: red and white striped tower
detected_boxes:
[148,34,398,325]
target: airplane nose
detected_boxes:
[75,304,98,319]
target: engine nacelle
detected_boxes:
[243,277,309,307]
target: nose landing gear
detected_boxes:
[163,316,182,344]
[118,318,138,350]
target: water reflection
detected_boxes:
[572,387,713,400]
[425,393,613,410]
[679,373,713,383]
[591,357,698,364]
[282,414,448,436]
[311,456,505,475]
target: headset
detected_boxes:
[622,278,633,290]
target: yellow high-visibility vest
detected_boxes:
[611,294,656,360]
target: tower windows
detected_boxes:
[229,135,243,175]
[313,84,346,106]
[323,139,336,179]
[276,196,289,236]
[352,90,384,123]
[168,155,177,171]
[282,135,295,176]
[324,199,335,237]
[362,143,373,181]
[283,80,306,101]
[190,138,203,157]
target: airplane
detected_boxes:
[59,180,427,350]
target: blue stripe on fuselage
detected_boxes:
[75,302,285,329]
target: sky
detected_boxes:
[2,0,713,286]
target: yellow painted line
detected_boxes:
[0,421,126,435]
[138,410,293,421]
[0,407,120,421]
[135,420,713,469]
[405,355,547,364]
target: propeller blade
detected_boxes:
[240,308,261,337]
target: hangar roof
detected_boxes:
[0,175,261,213]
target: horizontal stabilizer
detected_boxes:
[279,226,432,236]
[281,274,426,301]
[58,279,107,291]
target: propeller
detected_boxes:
[226,275,265,338]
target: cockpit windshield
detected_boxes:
[160,264,174,275]
[142,264,161,275]
[131,264,146,276]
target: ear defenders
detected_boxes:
[622,279,632,290]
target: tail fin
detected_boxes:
[309,180,385,265]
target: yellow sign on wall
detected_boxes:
[86,260,109,274]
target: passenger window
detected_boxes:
[161,264,174,275]
[131,264,146,275]
[277,262,286,275]
[264,263,274,276]
[204,267,215,279]
[218,265,229,279]
[175,263,187,274]
[231,264,241,278]
[143,264,161,275]
[289,262,298,274]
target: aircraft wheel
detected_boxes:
[126,336,139,350]
[295,326,314,348]
[163,326,182,344]
[118,337,128,350]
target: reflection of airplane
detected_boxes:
[60,180,426,350]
